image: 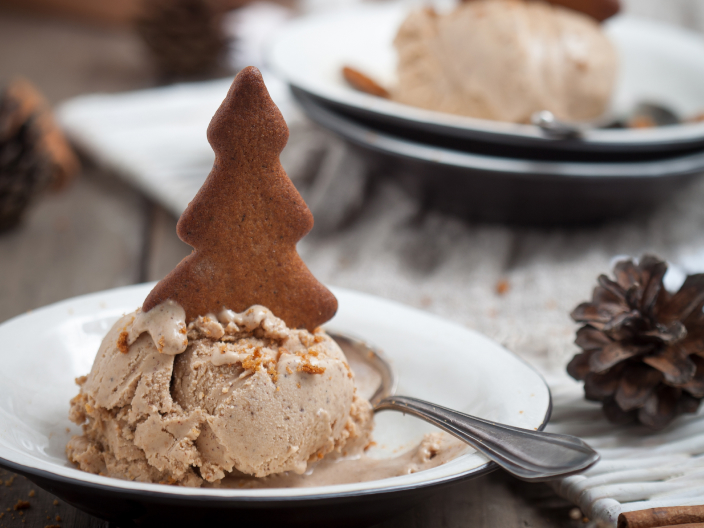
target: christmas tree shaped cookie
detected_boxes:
[143,66,337,331]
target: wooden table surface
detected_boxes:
[0,9,581,528]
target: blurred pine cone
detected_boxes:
[0,79,78,232]
[568,255,704,430]
[135,0,226,81]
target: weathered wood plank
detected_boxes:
[144,204,191,283]
[0,465,577,528]
[0,10,151,105]
[0,467,107,528]
[375,471,577,528]
[0,167,149,324]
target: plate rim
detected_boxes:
[0,283,552,503]
[292,88,704,180]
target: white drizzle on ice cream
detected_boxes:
[128,299,188,355]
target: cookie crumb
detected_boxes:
[14,500,30,510]
[28,490,36,497]
[495,279,510,295]
[117,331,130,353]
[53,500,59,506]
[297,363,325,375]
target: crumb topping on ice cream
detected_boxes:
[67,303,373,486]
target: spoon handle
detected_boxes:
[375,396,599,481]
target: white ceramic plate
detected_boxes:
[0,284,550,525]
[268,2,704,152]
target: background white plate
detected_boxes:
[268,2,704,151]
[0,284,549,502]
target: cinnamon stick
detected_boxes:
[618,506,704,528]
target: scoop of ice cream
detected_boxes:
[67,304,373,486]
[392,0,618,123]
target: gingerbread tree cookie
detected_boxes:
[143,66,337,331]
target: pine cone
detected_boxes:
[0,79,79,232]
[135,0,226,81]
[568,255,704,430]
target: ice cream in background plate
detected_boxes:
[392,0,618,123]
[66,67,465,487]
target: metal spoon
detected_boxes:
[531,103,680,139]
[332,333,599,482]
[531,110,604,139]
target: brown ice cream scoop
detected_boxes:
[143,66,337,331]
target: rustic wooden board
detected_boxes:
[144,204,191,283]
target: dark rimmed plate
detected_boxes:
[292,88,704,225]
[268,3,704,157]
[0,284,551,527]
